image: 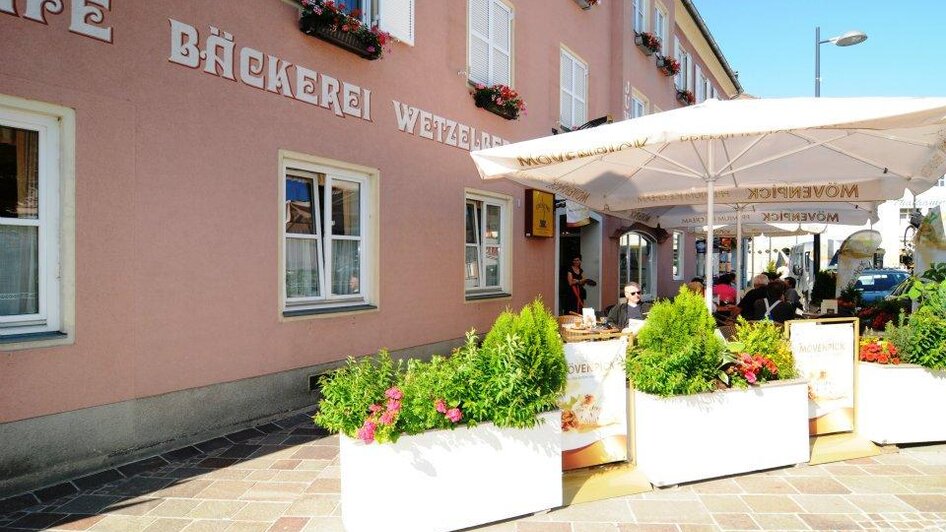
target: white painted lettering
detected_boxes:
[265,55,293,98]
[418,111,434,139]
[319,74,343,117]
[392,101,419,133]
[294,65,319,105]
[69,0,111,42]
[203,27,235,80]
[23,0,62,24]
[0,0,17,15]
[342,82,360,118]
[239,47,265,89]
[168,19,200,68]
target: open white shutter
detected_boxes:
[574,59,587,125]
[469,0,490,84]
[490,0,512,86]
[379,0,414,46]
[560,51,573,126]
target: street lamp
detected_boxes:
[812,26,868,277]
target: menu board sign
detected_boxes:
[788,320,857,435]
[559,337,628,470]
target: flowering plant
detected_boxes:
[857,301,901,332]
[676,89,696,105]
[472,83,527,120]
[725,352,780,386]
[657,56,680,76]
[858,336,900,365]
[314,300,566,443]
[636,31,661,53]
[300,0,392,59]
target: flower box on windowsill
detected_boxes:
[656,56,679,77]
[473,91,521,120]
[634,33,658,56]
[633,379,810,487]
[676,89,695,106]
[299,15,380,60]
[340,411,562,532]
[856,362,946,444]
[573,0,599,10]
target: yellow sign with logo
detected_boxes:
[525,189,555,238]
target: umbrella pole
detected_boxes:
[736,207,743,298]
[705,179,715,313]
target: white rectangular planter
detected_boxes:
[340,411,562,532]
[634,380,810,487]
[857,363,946,444]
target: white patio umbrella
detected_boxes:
[650,201,879,292]
[471,97,946,310]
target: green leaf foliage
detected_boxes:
[313,351,401,438]
[626,287,726,397]
[904,306,946,370]
[312,298,567,441]
[729,317,797,379]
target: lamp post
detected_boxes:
[812,27,867,279]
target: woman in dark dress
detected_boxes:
[561,255,592,314]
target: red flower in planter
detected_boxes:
[657,56,680,76]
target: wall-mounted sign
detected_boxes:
[525,189,554,238]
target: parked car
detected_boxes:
[853,269,910,304]
[885,276,915,302]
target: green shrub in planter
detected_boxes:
[314,299,566,443]
[626,287,727,396]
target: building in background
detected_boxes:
[0,0,738,497]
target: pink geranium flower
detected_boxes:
[368,403,382,414]
[434,399,447,414]
[386,399,401,412]
[357,420,377,443]
[379,410,396,426]
[445,408,462,423]
[385,387,403,400]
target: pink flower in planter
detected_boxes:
[357,420,377,443]
[379,410,397,426]
[386,399,401,412]
[385,387,403,400]
[744,371,757,384]
[435,399,447,414]
[368,403,382,414]
[445,408,462,423]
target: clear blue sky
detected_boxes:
[691,1,946,98]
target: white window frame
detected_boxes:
[465,189,512,299]
[559,47,588,130]
[675,39,690,91]
[348,0,415,45]
[0,95,75,347]
[695,66,707,102]
[672,230,685,280]
[630,88,648,118]
[632,0,648,34]
[279,152,378,316]
[653,2,668,55]
[468,0,514,87]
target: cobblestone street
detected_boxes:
[2,409,946,531]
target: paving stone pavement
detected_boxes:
[2,410,946,531]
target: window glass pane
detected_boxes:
[332,239,360,296]
[672,232,681,278]
[286,177,314,234]
[0,225,39,315]
[0,125,39,220]
[484,243,500,287]
[465,245,480,288]
[485,204,501,243]
[286,237,321,298]
[465,201,479,244]
[331,180,361,236]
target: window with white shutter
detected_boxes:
[469,0,513,86]
[695,65,705,102]
[379,0,414,45]
[632,0,647,34]
[653,3,668,55]
[559,48,588,129]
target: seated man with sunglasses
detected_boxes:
[607,282,646,330]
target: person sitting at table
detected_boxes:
[784,276,802,310]
[607,282,645,330]
[752,280,796,323]
[737,274,770,320]
[713,273,737,305]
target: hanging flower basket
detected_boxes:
[676,89,696,106]
[634,32,661,56]
[472,84,526,120]
[298,0,391,60]
[656,55,680,77]
[573,0,601,10]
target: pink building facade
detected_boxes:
[0,0,739,496]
